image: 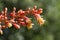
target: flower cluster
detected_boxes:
[0,6,45,35]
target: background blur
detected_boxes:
[0,0,60,40]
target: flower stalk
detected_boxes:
[0,6,45,35]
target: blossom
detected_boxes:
[31,6,45,26]
[24,16,34,29]
[17,9,26,18]
[34,14,45,26]
[37,8,43,14]
[0,6,45,35]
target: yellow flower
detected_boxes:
[35,14,45,26]
[0,29,3,35]
[37,16,45,26]
[25,17,34,29]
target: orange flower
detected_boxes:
[0,6,45,35]
[37,8,43,14]
[24,16,34,29]
[34,14,45,26]
[17,9,26,18]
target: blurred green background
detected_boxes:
[0,0,60,40]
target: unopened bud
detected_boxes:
[13,7,16,11]
[34,5,37,9]
[13,23,20,29]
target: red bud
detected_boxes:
[13,23,20,29]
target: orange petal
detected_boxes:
[24,16,33,29]
[34,14,45,25]
[13,23,20,29]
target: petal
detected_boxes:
[13,23,20,29]
[34,14,45,25]
[5,21,12,28]
[7,23,12,28]
[24,16,33,29]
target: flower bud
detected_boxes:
[10,12,16,19]
[13,23,20,29]
[13,7,16,11]
[4,7,8,13]
[37,8,43,14]
[20,22,26,26]
[34,5,37,9]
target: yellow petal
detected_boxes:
[34,14,45,26]
[26,19,34,29]
[7,23,12,28]
[0,29,3,35]
[37,16,45,26]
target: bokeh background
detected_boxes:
[0,0,60,40]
